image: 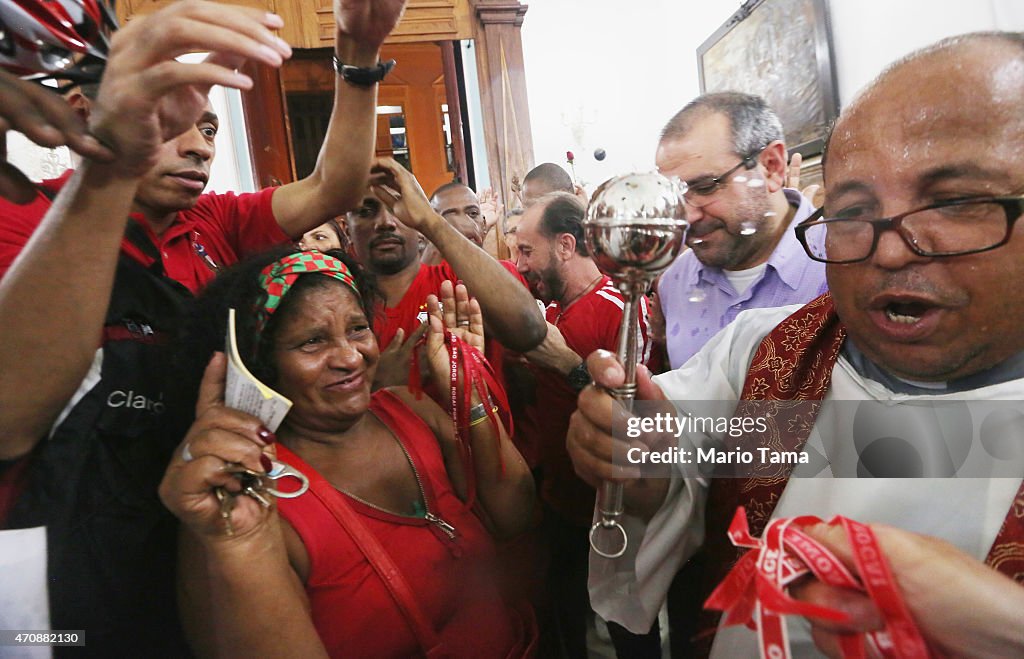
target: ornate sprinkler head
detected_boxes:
[584,172,689,284]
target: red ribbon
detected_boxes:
[704,508,939,659]
[409,330,512,507]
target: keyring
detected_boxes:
[589,519,628,559]
[262,460,310,498]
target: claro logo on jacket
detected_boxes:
[106,389,166,415]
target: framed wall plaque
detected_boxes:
[698,0,840,157]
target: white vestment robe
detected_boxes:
[589,305,1023,658]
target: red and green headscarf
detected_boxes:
[256,251,361,331]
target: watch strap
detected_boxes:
[566,361,591,393]
[332,56,396,87]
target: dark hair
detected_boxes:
[174,246,378,404]
[320,218,350,252]
[523,163,574,195]
[537,191,588,256]
[660,91,784,157]
[322,218,343,240]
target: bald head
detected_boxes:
[822,31,1024,383]
[430,182,483,246]
[430,181,474,207]
[522,163,574,206]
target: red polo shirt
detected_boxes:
[373,260,527,350]
[518,276,650,525]
[0,170,288,291]
[0,170,289,526]
[373,260,537,463]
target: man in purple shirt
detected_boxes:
[653,92,828,658]
[656,92,827,370]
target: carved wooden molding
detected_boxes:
[471,0,534,227]
[119,0,475,48]
[475,2,528,26]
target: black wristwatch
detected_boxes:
[566,361,591,393]
[332,56,396,87]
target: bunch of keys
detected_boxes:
[214,459,309,536]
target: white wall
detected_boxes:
[203,85,257,194]
[521,0,1022,192]
[830,0,1017,106]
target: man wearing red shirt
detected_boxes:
[349,157,546,394]
[0,1,407,653]
[515,191,652,658]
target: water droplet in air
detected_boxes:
[688,287,706,303]
[739,221,757,236]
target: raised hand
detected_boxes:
[0,70,113,163]
[0,69,115,201]
[373,322,429,389]
[159,353,276,540]
[786,150,824,206]
[89,0,292,177]
[334,0,409,49]
[477,187,503,233]
[423,280,485,389]
[786,151,803,190]
[369,156,436,230]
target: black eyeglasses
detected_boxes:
[795,195,1024,264]
[683,145,768,201]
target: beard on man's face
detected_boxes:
[526,262,566,305]
[687,188,773,270]
[365,233,417,275]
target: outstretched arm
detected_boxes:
[794,522,1024,659]
[0,1,291,459]
[371,157,546,353]
[270,0,408,237]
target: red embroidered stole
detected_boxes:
[675,292,1024,657]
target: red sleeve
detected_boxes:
[188,187,289,259]
[498,259,529,288]
[590,285,650,366]
[0,198,46,280]
[435,261,459,286]
[436,259,529,290]
[598,298,626,357]
[0,177,65,280]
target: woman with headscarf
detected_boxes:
[160,247,537,657]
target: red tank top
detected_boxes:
[275,390,534,658]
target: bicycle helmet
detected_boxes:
[0,0,118,85]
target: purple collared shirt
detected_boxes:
[658,188,828,369]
